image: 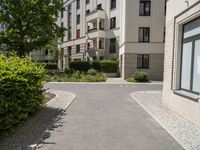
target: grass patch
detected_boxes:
[46,71,107,82]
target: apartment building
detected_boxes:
[163,0,200,127]
[30,49,54,62]
[58,0,120,70]
[58,0,165,80]
[119,0,165,80]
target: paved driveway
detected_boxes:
[38,83,184,150]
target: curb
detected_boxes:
[32,90,76,150]
[130,92,188,150]
[47,82,163,85]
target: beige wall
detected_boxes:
[119,0,165,80]
[122,53,164,80]
[163,0,200,127]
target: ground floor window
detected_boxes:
[110,38,116,53]
[137,54,149,69]
[180,17,200,94]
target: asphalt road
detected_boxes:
[38,83,184,150]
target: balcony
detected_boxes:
[86,48,105,57]
[87,28,105,39]
[86,9,106,22]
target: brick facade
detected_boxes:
[122,53,164,80]
[163,0,200,127]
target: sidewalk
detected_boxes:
[106,78,163,84]
[131,91,200,150]
[0,90,75,150]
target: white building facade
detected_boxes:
[119,0,165,80]
[58,0,165,80]
[163,0,200,127]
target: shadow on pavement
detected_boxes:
[0,106,65,150]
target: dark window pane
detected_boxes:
[110,38,117,53]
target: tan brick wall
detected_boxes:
[163,1,200,127]
[123,53,164,80]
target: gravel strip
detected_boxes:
[0,90,75,150]
[131,91,200,150]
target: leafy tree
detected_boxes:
[0,0,66,57]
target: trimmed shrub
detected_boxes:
[0,54,46,134]
[44,63,58,70]
[70,61,91,72]
[99,60,119,73]
[91,61,101,72]
[133,71,149,82]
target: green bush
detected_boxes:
[44,63,58,70]
[133,71,149,82]
[91,61,101,72]
[87,69,98,76]
[70,61,91,72]
[99,60,119,73]
[69,60,119,73]
[47,71,106,82]
[0,54,46,134]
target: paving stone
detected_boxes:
[132,91,200,150]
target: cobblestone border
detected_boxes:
[33,90,76,150]
[131,91,200,150]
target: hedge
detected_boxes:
[69,60,119,73]
[70,61,91,72]
[98,60,119,73]
[44,63,58,70]
[0,54,46,134]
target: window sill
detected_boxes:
[174,90,199,102]
[137,68,149,69]
[139,15,151,17]
[138,41,150,43]
[110,8,116,11]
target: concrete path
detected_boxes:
[36,83,184,150]
[0,90,75,150]
[132,91,200,150]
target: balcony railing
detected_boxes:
[87,28,104,33]
[86,8,104,16]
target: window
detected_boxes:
[139,0,151,16]
[97,4,102,10]
[110,17,116,29]
[76,29,80,38]
[61,10,64,18]
[139,27,150,42]
[110,38,117,53]
[86,0,90,5]
[77,14,80,25]
[137,54,149,69]
[45,49,48,55]
[163,27,166,42]
[76,45,80,53]
[61,22,64,42]
[99,40,103,49]
[68,5,72,40]
[68,46,72,57]
[111,0,116,10]
[180,17,200,94]
[86,9,90,15]
[77,0,80,9]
